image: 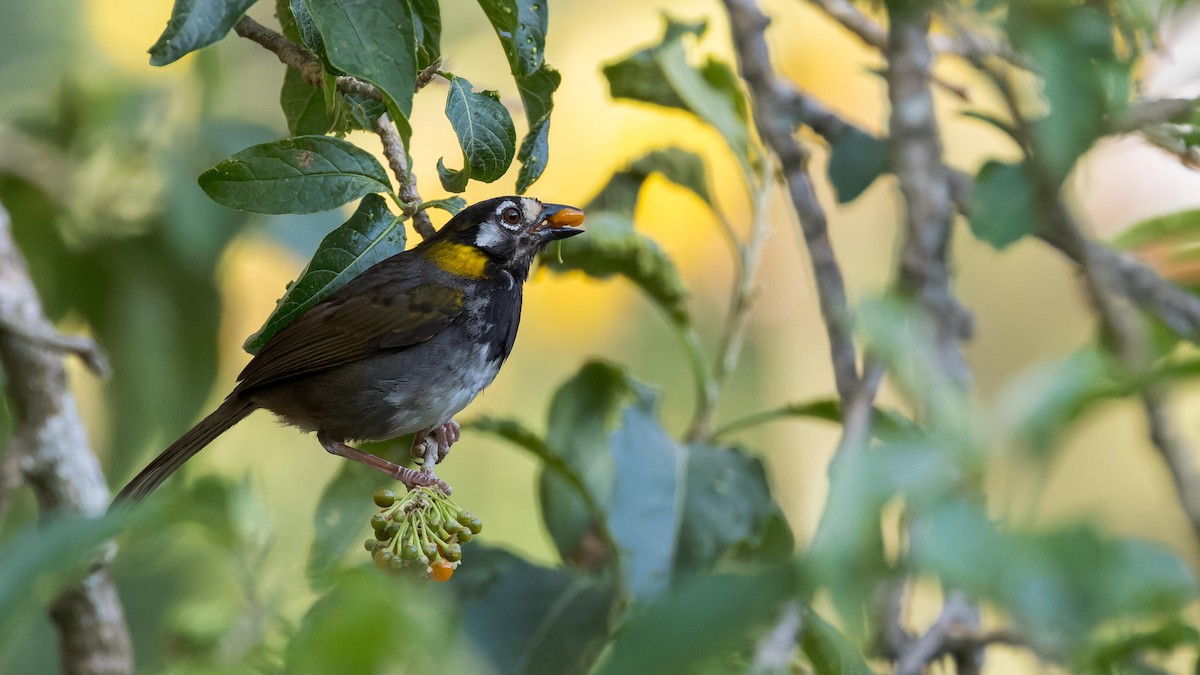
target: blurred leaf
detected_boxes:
[911,500,1198,644]
[674,444,788,578]
[546,212,690,327]
[603,17,755,179]
[1112,208,1200,288]
[800,607,873,675]
[540,361,634,562]
[280,68,334,136]
[712,398,917,440]
[284,569,448,673]
[595,567,798,675]
[608,396,685,603]
[439,76,517,190]
[410,0,441,70]
[148,0,257,66]
[0,513,126,622]
[1009,3,1128,180]
[305,0,418,143]
[993,349,1114,456]
[474,0,559,192]
[199,136,392,214]
[827,128,888,203]
[419,196,467,216]
[306,462,380,589]
[243,194,404,353]
[588,148,713,216]
[453,546,617,674]
[969,160,1037,249]
[1079,620,1200,674]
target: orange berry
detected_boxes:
[428,560,454,582]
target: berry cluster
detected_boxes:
[364,485,482,582]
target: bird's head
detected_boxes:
[426,197,584,280]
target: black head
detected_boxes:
[431,197,585,275]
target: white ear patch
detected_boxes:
[475,220,506,249]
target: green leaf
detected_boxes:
[418,196,467,216]
[712,398,917,440]
[1080,620,1200,674]
[595,567,799,675]
[603,17,755,179]
[475,0,548,78]
[539,361,635,562]
[288,0,327,64]
[410,0,441,70]
[305,0,418,142]
[439,76,517,188]
[545,212,690,327]
[514,65,562,193]
[0,513,127,621]
[608,397,685,603]
[674,444,788,578]
[199,136,392,215]
[1112,207,1200,251]
[148,0,257,66]
[588,148,712,216]
[437,157,470,193]
[280,68,335,136]
[243,194,404,353]
[453,546,617,674]
[800,607,873,675]
[968,160,1037,249]
[305,462,380,589]
[827,128,888,203]
[993,349,1113,457]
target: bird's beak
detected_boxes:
[537,204,586,241]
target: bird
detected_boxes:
[113,196,584,504]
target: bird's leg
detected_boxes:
[409,419,461,464]
[320,436,451,494]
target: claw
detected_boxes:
[410,420,461,465]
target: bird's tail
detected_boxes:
[112,397,256,505]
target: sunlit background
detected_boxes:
[4,0,1200,671]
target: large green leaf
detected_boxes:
[603,18,754,179]
[453,546,617,674]
[545,212,690,327]
[439,75,517,191]
[968,160,1037,249]
[148,0,257,66]
[305,462,381,589]
[305,0,418,142]
[514,65,561,193]
[540,361,635,562]
[595,567,799,674]
[674,444,788,578]
[199,136,392,214]
[410,0,441,70]
[243,194,404,353]
[608,397,685,603]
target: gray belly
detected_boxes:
[249,337,501,442]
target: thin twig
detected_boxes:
[895,592,990,675]
[750,601,803,674]
[722,0,861,405]
[0,317,109,377]
[374,113,436,239]
[0,200,132,674]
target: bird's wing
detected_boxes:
[235,261,464,391]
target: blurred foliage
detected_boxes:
[3,0,1200,673]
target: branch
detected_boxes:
[374,113,436,240]
[722,0,861,405]
[0,201,132,674]
[750,601,802,674]
[1142,390,1200,542]
[886,5,972,389]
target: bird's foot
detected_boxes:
[322,437,451,494]
[410,419,460,465]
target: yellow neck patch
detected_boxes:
[427,241,489,280]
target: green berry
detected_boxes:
[457,531,473,543]
[427,511,442,528]
[467,517,482,534]
[375,527,390,541]
[456,511,473,527]
[422,542,439,559]
[373,487,396,507]
[364,538,380,552]
[373,549,394,570]
[383,521,401,538]
[444,543,462,562]
[370,513,388,530]
[389,555,405,572]
[400,543,420,560]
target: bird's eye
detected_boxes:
[501,207,522,225]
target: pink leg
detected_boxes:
[409,420,461,464]
[321,436,450,494]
